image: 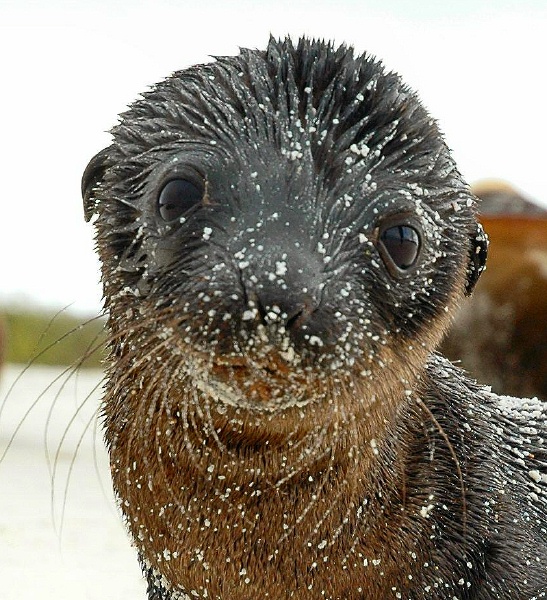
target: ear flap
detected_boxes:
[465,221,488,296]
[81,147,113,222]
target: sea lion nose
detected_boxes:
[236,238,324,335]
[232,206,326,337]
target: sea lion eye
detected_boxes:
[157,178,204,222]
[378,224,421,272]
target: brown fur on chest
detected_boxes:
[106,383,457,600]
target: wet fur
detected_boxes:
[83,38,546,598]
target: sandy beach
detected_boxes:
[0,364,146,599]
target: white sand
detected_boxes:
[0,364,146,599]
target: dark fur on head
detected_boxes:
[77,38,547,600]
[83,37,485,375]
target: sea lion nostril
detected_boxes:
[284,305,309,331]
[256,291,317,332]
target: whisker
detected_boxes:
[44,354,104,478]
[415,396,468,537]
[0,312,105,460]
[91,403,117,519]
[118,339,181,502]
[50,376,104,534]
[56,399,102,539]
[1,362,90,465]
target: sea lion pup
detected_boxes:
[82,37,547,599]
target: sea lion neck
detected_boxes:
[106,370,437,599]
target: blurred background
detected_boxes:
[0,0,546,597]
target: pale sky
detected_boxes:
[1,0,546,315]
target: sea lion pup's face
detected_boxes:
[83,38,486,444]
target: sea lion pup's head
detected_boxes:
[82,36,486,451]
